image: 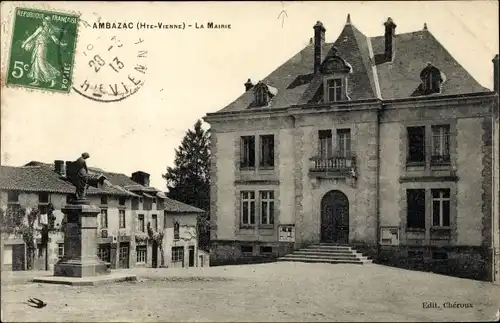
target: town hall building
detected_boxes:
[204,15,499,281]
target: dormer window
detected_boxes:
[320,48,352,103]
[256,86,268,106]
[251,81,278,107]
[420,63,446,95]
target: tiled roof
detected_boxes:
[211,18,490,115]
[0,166,74,193]
[0,165,136,197]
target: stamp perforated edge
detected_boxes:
[1,2,83,96]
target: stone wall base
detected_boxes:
[210,240,294,266]
[378,245,491,281]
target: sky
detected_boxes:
[1,1,498,190]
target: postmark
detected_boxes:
[5,7,79,93]
[69,26,148,103]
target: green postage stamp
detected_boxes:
[6,8,79,93]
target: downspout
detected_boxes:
[376,104,382,259]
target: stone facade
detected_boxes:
[205,95,497,280]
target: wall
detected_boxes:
[163,212,198,268]
[377,98,493,281]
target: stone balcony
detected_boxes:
[309,154,357,179]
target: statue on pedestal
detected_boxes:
[74,152,90,201]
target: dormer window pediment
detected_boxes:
[321,56,353,75]
[420,63,446,95]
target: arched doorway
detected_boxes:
[320,190,349,243]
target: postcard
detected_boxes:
[0,1,499,322]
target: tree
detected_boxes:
[162,119,211,250]
[147,222,166,267]
[0,203,57,270]
[0,207,38,270]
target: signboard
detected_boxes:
[278,225,295,242]
[380,227,399,246]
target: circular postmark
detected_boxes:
[59,19,148,103]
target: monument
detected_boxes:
[53,152,109,277]
[33,153,136,285]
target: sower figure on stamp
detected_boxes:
[21,16,67,87]
[74,152,90,201]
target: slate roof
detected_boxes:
[162,197,205,214]
[211,17,490,115]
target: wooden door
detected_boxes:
[320,190,349,243]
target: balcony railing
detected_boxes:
[309,154,356,177]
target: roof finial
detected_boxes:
[309,37,313,45]
[346,14,351,25]
[423,22,428,30]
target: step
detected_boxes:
[299,248,354,254]
[307,245,353,251]
[277,257,372,264]
[281,254,369,261]
[292,251,359,258]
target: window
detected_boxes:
[138,214,145,232]
[39,192,49,203]
[38,193,50,225]
[100,196,108,205]
[119,210,126,229]
[7,191,19,203]
[100,209,108,229]
[240,136,256,168]
[431,125,450,164]
[407,126,426,163]
[260,246,273,254]
[407,189,426,229]
[319,130,333,159]
[241,245,253,254]
[422,68,442,95]
[164,211,168,229]
[136,246,147,263]
[174,221,180,239]
[152,198,157,210]
[327,78,343,102]
[119,197,126,206]
[260,191,274,225]
[336,129,351,158]
[98,245,110,262]
[432,189,450,227]
[57,243,64,259]
[259,135,275,168]
[152,214,158,231]
[241,191,256,225]
[65,195,72,204]
[172,246,184,263]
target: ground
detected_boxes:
[1,262,499,322]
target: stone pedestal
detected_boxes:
[54,202,110,277]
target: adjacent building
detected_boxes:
[204,16,499,281]
[0,160,209,271]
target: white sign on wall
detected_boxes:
[278,225,295,242]
[380,227,400,246]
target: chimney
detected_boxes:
[65,161,76,183]
[54,160,66,176]
[493,54,499,93]
[131,171,150,187]
[244,78,253,91]
[383,17,397,62]
[313,21,326,74]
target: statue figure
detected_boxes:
[74,152,90,200]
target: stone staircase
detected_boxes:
[277,243,372,265]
